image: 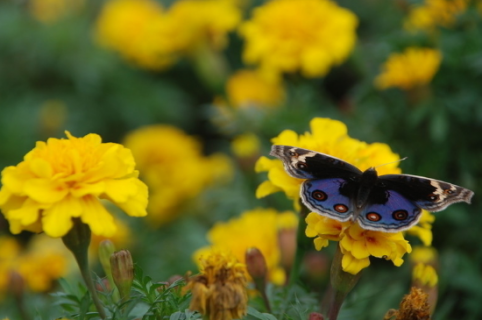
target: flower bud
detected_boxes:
[8,270,25,300]
[110,250,134,300]
[308,312,324,320]
[245,247,267,284]
[99,240,116,280]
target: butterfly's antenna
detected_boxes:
[374,157,408,169]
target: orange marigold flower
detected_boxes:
[0,131,148,238]
[187,251,248,320]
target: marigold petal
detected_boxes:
[254,156,276,172]
[7,198,42,226]
[42,200,80,238]
[341,251,370,275]
[1,166,26,194]
[24,179,68,204]
[271,129,299,146]
[71,181,106,198]
[103,178,138,203]
[256,180,281,199]
[310,118,347,142]
[350,239,370,259]
[110,179,148,217]
[29,158,53,179]
[314,237,329,251]
[366,237,393,258]
[80,195,117,237]
[407,225,433,246]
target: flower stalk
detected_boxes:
[322,245,362,320]
[288,203,312,286]
[62,219,107,319]
[246,247,271,312]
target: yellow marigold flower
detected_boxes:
[29,0,84,24]
[124,125,232,226]
[169,0,242,52]
[231,133,261,159]
[226,70,285,109]
[0,131,148,238]
[239,0,358,78]
[187,251,248,320]
[375,48,442,90]
[95,0,180,70]
[0,235,72,295]
[413,263,438,287]
[306,212,412,274]
[256,117,401,205]
[404,0,468,32]
[194,208,297,285]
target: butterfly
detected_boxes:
[270,145,474,232]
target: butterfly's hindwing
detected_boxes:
[270,145,362,180]
[301,178,354,221]
[357,190,422,232]
[379,174,474,212]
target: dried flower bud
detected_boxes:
[8,270,25,299]
[110,249,134,299]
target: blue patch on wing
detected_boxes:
[301,178,353,221]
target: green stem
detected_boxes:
[288,203,311,286]
[62,219,107,319]
[322,245,362,320]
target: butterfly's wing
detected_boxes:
[356,188,423,232]
[379,174,474,212]
[301,178,355,221]
[355,174,474,232]
[270,145,362,179]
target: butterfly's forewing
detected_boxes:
[301,178,354,221]
[357,189,422,232]
[379,174,474,212]
[270,145,362,180]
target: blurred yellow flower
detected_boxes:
[95,0,241,70]
[256,117,401,207]
[406,210,435,246]
[95,0,180,70]
[0,235,72,295]
[29,0,84,24]
[124,125,232,226]
[194,208,298,285]
[0,131,148,238]
[169,0,242,52]
[187,251,248,320]
[226,70,285,109]
[239,0,358,78]
[231,133,261,159]
[306,213,412,274]
[413,263,438,287]
[411,246,438,265]
[375,48,442,90]
[404,0,468,32]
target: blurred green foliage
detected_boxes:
[0,0,481,319]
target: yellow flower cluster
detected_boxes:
[239,0,358,78]
[188,251,248,320]
[0,235,72,295]
[194,208,298,285]
[0,132,148,238]
[404,0,468,32]
[95,0,241,70]
[375,48,442,90]
[306,213,412,274]
[29,0,84,24]
[413,263,438,287]
[124,125,232,226]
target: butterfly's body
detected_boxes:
[270,145,474,232]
